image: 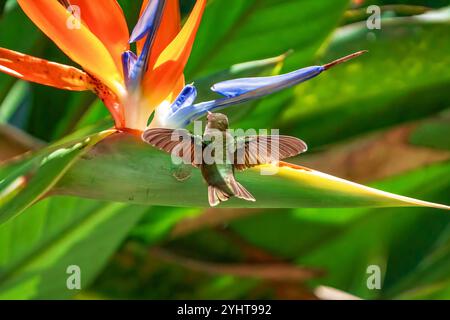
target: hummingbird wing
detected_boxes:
[233,135,307,171]
[142,128,204,167]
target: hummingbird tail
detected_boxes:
[208,182,256,207]
[231,180,256,203]
[208,185,230,207]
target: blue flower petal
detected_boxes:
[157,51,367,128]
[165,105,202,128]
[211,65,324,98]
[160,66,325,128]
[170,84,198,113]
[129,0,165,43]
[121,51,137,85]
[127,0,166,89]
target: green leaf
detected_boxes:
[186,0,350,79]
[52,132,449,210]
[0,81,29,124]
[0,4,42,100]
[0,0,7,16]
[0,130,114,224]
[410,109,450,150]
[131,206,202,245]
[229,161,450,299]
[276,12,450,147]
[0,196,146,299]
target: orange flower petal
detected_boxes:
[17,0,125,97]
[0,47,89,91]
[68,0,129,71]
[0,47,125,127]
[152,0,205,71]
[168,74,185,102]
[88,75,126,128]
[142,0,205,108]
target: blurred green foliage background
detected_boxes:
[0,0,449,299]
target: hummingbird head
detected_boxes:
[206,112,229,131]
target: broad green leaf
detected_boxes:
[297,205,450,300]
[0,0,6,16]
[52,132,449,210]
[0,4,42,100]
[387,224,450,299]
[0,126,146,300]
[410,109,450,150]
[0,196,146,299]
[229,161,450,299]
[0,81,29,124]
[276,12,450,147]
[130,206,202,245]
[186,0,351,79]
[344,4,431,25]
[73,100,112,132]
[0,130,114,223]
[0,123,44,161]
[303,208,442,299]
[90,239,259,300]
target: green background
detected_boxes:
[0,0,449,299]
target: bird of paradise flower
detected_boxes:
[0,0,448,211]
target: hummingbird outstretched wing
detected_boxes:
[233,135,307,171]
[142,128,204,167]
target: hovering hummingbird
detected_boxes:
[142,112,307,206]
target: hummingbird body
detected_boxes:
[200,113,256,206]
[201,162,237,204]
[142,113,307,206]
[200,136,235,196]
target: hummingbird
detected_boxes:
[142,112,307,206]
